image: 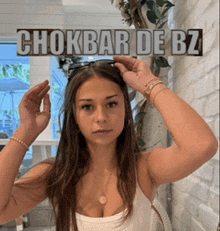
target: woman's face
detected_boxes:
[75,74,125,147]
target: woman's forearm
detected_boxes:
[0,80,50,215]
[148,83,218,155]
[0,127,36,213]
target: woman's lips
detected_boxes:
[93,129,113,134]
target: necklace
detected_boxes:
[99,168,115,205]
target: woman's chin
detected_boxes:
[86,137,118,147]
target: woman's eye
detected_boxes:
[82,105,93,111]
[107,101,118,108]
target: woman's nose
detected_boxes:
[95,106,107,123]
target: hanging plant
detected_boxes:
[110,0,175,149]
[110,0,175,72]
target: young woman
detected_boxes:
[0,56,218,231]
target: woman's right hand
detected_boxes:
[19,80,51,137]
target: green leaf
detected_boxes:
[153,61,160,71]
[161,7,170,16]
[158,20,168,28]
[155,56,171,67]
[156,0,164,7]
[154,8,166,20]
[165,1,175,7]
[135,112,146,124]
[129,90,136,101]
[147,1,165,20]
[147,10,158,24]
[125,2,130,10]
[146,1,155,10]
[137,137,146,146]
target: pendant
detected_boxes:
[99,196,107,204]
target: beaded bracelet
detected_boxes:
[10,137,29,151]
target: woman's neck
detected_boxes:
[87,141,118,173]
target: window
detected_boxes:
[0,43,32,164]
[51,57,67,140]
[0,44,30,136]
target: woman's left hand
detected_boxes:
[113,56,157,95]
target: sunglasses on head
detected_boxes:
[67,59,116,79]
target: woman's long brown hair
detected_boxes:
[15,61,141,231]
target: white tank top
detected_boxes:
[75,181,153,230]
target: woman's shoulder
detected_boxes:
[36,157,55,178]
[17,157,55,183]
[40,157,55,164]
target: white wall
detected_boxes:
[0,0,127,38]
[168,0,219,230]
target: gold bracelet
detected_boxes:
[148,80,163,91]
[151,86,169,105]
[10,137,29,151]
[144,80,163,96]
[143,77,158,87]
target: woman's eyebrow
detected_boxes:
[79,95,119,102]
[106,94,119,100]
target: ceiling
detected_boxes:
[62,0,120,13]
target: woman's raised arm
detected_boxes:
[0,80,51,221]
[114,56,218,186]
